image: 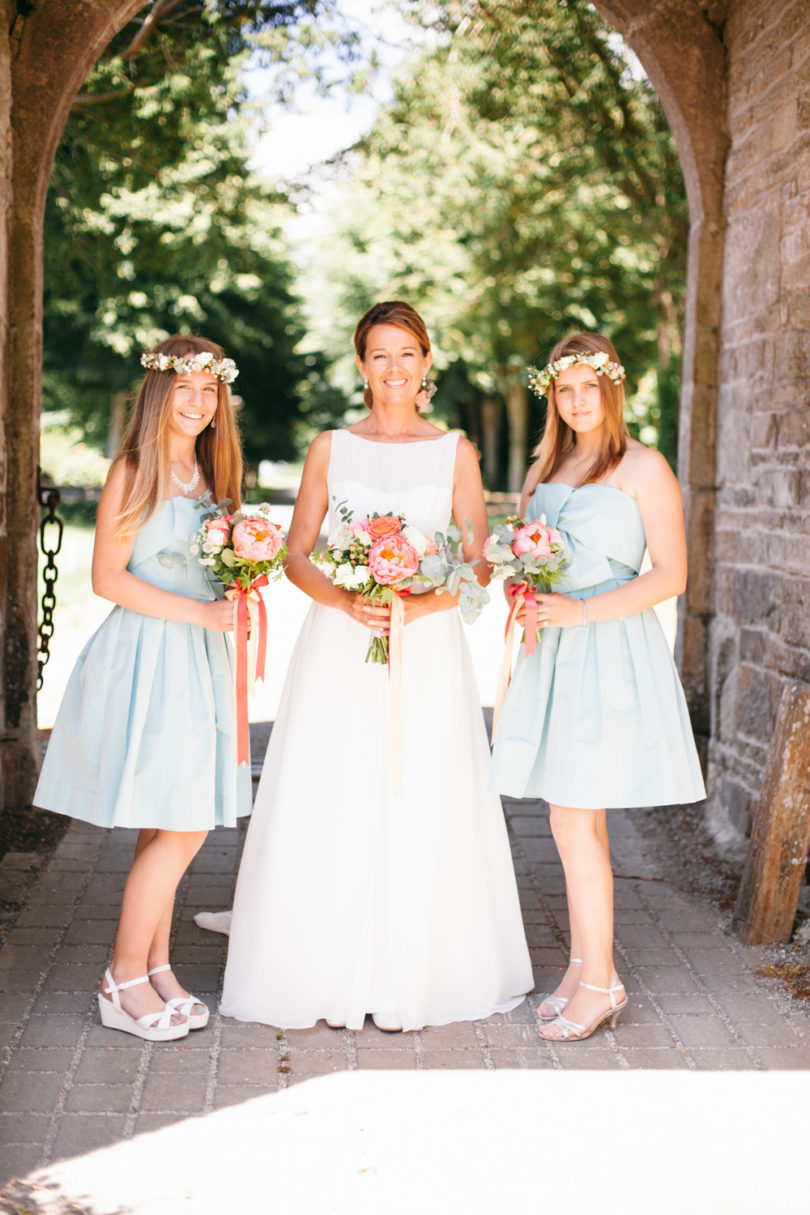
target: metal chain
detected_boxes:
[37,467,64,690]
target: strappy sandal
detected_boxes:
[537,957,583,1023]
[98,969,189,1041]
[148,964,210,1030]
[537,979,628,1043]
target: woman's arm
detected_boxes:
[534,448,688,629]
[91,462,235,632]
[402,436,491,624]
[283,433,390,631]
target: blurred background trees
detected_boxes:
[42,0,687,490]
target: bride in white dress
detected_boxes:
[218,300,532,1031]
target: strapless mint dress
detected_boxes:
[489,482,706,809]
[34,496,252,830]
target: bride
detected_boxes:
[212,300,532,1031]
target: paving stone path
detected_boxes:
[1,739,809,1210]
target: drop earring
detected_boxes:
[210,415,216,430]
[421,375,428,389]
[363,377,369,390]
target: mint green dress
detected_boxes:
[34,496,252,830]
[489,482,706,809]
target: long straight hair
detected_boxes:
[114,335,243,537]
[531,332,629,486]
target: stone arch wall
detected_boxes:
[3,0,808,846]
[0,0,143,809]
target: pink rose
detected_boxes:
[368,533,420,585]
[512,520,561,559]
[232,517,283,563]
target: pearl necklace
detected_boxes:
[170,457,200,496]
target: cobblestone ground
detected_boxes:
[1,769,809,1211]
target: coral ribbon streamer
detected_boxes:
[387,591,407,798]
[491,582,537,743]
[226,575,269,767]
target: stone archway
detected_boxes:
[0,0,728,812]
[591,0,728,763]
[0,0,144,810]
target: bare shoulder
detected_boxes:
[618,441,678,491]
[304,430,334,471]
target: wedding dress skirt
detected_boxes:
[219,431,532,1030]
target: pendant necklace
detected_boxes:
[170,457,200,496]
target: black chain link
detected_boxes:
[37,468,64,690]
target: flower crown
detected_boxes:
[140,350,239,384]
[527,351,625,398]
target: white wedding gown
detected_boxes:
[219,429,532,1030]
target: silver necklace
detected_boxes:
[170,457,200,495]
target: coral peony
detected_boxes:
[368,533,419,585]
[512,520,561,560]
[232,517,284,563]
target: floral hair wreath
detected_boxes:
[527,351,626,399]
[140,350,239,384]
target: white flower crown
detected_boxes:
[140,350,239,384]
[527,351,626,398]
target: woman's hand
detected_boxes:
[343,592,392,635]
[514,591,584,630]
[198,598,237,632]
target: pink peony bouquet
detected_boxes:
[484,514,569,650]
[191,497,287,767]
[191,499,287,591]
[318,503,489,664]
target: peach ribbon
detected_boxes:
[226,575,269,767]
[387,591,407,798]
[491,581,538,743]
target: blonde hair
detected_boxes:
[531,332,629,486]
[353,300,432,410]
[114,335,243,537]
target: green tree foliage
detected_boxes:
[307,0,687,485]
[42,0,347,468]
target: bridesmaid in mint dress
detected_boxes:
[490,331,705,1043]
[35,336,251,1042]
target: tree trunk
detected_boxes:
[107,390,128,459]
[505,381,529,494]
[480,394,502,490]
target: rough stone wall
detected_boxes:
[710,0,810,836]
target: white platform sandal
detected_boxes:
[148,964,210,1030]
[98,969,189,1041]
[537,980,628,1043]
[537,958,583,1023]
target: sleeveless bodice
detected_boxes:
[527,481,645,593]
[129,496,218,600]
[327,430,459,537]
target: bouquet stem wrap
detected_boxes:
[492,581,538,743]
[226,575,269,767]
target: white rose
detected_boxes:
[348,564,370,589]
[355,529,373,547]
[401,525,429,557]
[203,536,224,553]
[333,562,358,588]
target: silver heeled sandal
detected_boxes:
[537,958,583,1023]
[98,968,189,1042]
[537,979,628,1043]
[148,964,209,1030]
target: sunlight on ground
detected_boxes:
[14,1071,805,1214]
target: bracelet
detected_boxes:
[582,599,588,626]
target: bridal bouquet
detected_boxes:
[318,504,489,664]
[484,515,569,654]
[191,499,287,766]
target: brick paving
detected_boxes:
[1,737,809,1211]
